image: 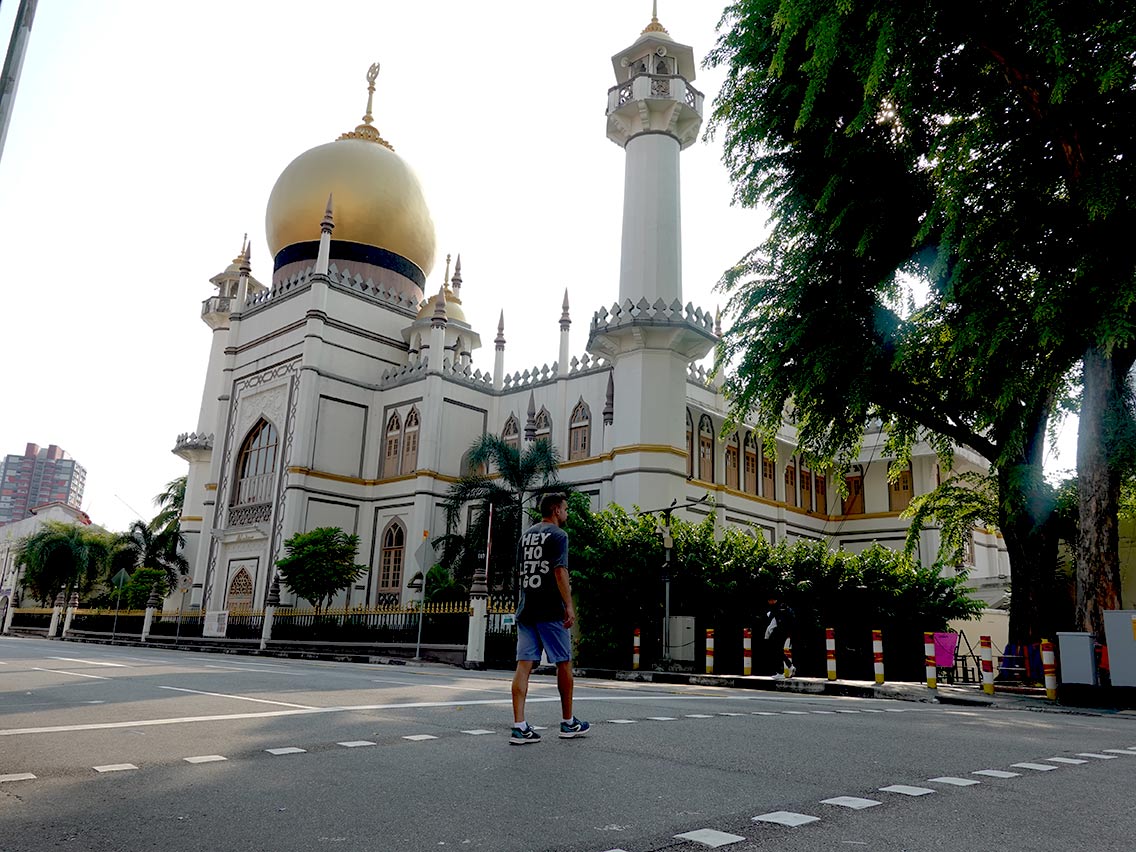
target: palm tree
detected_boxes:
[115,520,189,593]
[150,475,186,536]
[443,435,562,596]
[14,521,115,604]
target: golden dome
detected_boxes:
[415,287,467,323]
[265,137,436,278]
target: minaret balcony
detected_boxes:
[201,295,233,329]
[172,431,213,463]
[606,74,704,149]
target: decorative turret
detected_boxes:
[558,289,571,374]
[493,311,506,390]
[314,194,335,275]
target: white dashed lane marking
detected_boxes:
[337,740,376,747]
[157,685,316,709]
[0,773,36,783]
[1012,762,1058,771]
[675,827,748,846]
[647,716,677,721]
[607,719,637,724]
[460,730,494,736]
[1102,749,1136,756]
[973,769,1020,778]
[184,755,227,764]
[880,785,935,796]
[928,776,980,786]
[402,734,438,742]
[821,796,881,810]
[47,657,127,667]
[30,667,109,680]
[1046,757,1088,765]
[1077,752,1119,760]
[265,747,306,755]
[93,764,137,773]
[685,714,714,718]
[752,811,821,827]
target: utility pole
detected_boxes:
[0,0,38,166]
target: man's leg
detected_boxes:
[512,660,535,723]
[555,659,574,720]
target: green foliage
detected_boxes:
[423,563,466,603]
[902,472,999,567]
[275,527,367,612]
[14,521,115,604]
[113,568,169,610]
[115,520,188,594]
[569,500,980,677]
[150,475,186,537]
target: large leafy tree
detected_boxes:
[706,0,1136,641]
[14,521,115,604]
[441,435,561,597]
[150,475,186,537]
[113,520,189,594]
[275,527,367,613]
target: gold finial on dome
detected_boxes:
[338,62,395,150]
[642,0,668,34]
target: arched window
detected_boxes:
[889,463,913,512]
[843,465,865,515]
[378,522,405,592]
[801,465,813,511]
[725,432,740,490]
[227,568,254,610]
[383,412,401,478]
[816,473,828,514]
[784,457,797,506]
[743,432,759,495]
[233,419,278,506]
[401,407,420,474]
[502,414,520,452]
[569,399,591,461]
[534,407,552,444]
[761,448,775,498]
[686,409,694,478]
[698,414,714,483]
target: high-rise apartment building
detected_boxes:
[0,443,86,525]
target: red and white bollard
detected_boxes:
[924,632,937,690]
[872,629,885,684]
[705,628,715,674]
[1041,638,1057,701]
[632,627,641,671]
[980,635,995,695]
[825,627,837,681]
[743,627,752,676]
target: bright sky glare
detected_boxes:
[0,2,1075,533]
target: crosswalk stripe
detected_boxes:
[184,755,227,763]
[927,776,980,786]
[880,784,935,796]
[337,740,377,747]
[1011,762,1057,771]
[821,796,881,809]
[93,764,137,773]
[1045,757,1088,765]
[265,747,305,755]
[973,769,1019,778]
[676,827,748,844]
[752,811,821,827]
[0,773,36,782]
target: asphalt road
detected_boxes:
[2,636,1134,852]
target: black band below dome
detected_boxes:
[273,240,426,288]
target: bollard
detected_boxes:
[1041,638,1057,701]
[980,635,995,695]
[705,628,715,674]
[872,629,885,684]
[924,632,937,689]
[825,627,837,681]
[632,627,641,671]
[743,627,752,676]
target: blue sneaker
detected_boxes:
[509,725,541,745]
[559,717,591,739]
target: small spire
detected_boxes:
[451,254,463,295]
[443,253,452,288]
[495,310,506,349]
[642,0,668,34]
[338,62,394,150]
[560,289,571,330]
[321,194,335,233]
[432,284,448,325]
[231,233,248,265]
[238,241,251,275]
[714,305,722,336]
[603,370,615,425]
[524,391,537,441]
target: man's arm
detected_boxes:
[553,565,574,628]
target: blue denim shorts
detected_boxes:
[516,620,572,663]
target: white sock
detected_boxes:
[515,720,528,730]
[562,717,574,725]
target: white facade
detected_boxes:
[0,502,99,619]
[172,16,1008,615]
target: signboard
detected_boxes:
[177,574,193,593]
[501,614,516,628]
[203,610,229,638]
[109,568,130,589]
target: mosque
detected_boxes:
[171,10,1009,616]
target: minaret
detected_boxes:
[428,285,448,371]
[558,290,571,373]
[606,3,702,305]
[493,311,506,390]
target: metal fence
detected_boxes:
[271,601,472,644]
[10,608,53,630]
[69,609,147,636]
[148,612,206,639]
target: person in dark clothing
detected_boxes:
[764,592,796,678]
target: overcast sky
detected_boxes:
[0,1,1076,533]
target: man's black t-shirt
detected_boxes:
[516,521,568,625]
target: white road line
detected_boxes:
[93,764,138,773]
[676,827,749,845]
[1076,752,1119,760]
[203,664,299,674]
[1012,762,1058,771]
[48,657,127,667]
[31,667,109,680]
[928,776,980,786]
[859,708,883,713]
[752,811,821,827]
[810,710,836,715]
[184,755,227,763]
[157,686,316,709]
[973,769,1020,778]
[1045,757,1088,765]
[403,734,438,741]
[718,712,745,716]
[338,740,376,747]
[1102,749,1136,756]
[834,709,861,714]
[0,773,36,782]
[265,747,306,755]
[371,677,518,692]
[821,796,881,810]
[685,714,714,718]
[880,785,935,796]
[751,711,779,716]
[781,710,809,715]
[460,730,495,736]
[647,716,677,721]
[607,719,637,724]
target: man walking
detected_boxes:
[510,492,590,744]
[764,590,796,679]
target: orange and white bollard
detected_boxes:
[743,627,752,676]
[632,627,641,671]
[980,635,995,695]
[705,628,715,674]
[872,629,885,684]
[1041,638,1057,701]
[924,632,937,690]
[825,627,837,681]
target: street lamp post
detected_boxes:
[408,570,428,661]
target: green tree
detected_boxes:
[113,567,169,610]
[442,435,562,597]
[14,521,115,604]
[150,475,186,537]
[114,520,189,594]
[275,527,367,613]
[706,0,1136,641]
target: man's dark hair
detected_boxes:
[539,492,567,518]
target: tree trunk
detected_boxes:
[1075,345,1128,638]
[999,412,1058,645]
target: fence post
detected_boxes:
[260,575,280,651]
[465,559,489,670]
[705,628,714,674]
[62,592,79,638]
[1041,638,1058,701]
[142,583,162,642]
[743,627,752,676]
[924,632,937,690]
[47,588,65,639]
[632,627,641,670]
[873,629,885,684]
[825,627,837,681]
[980,635,995,695]
[1,597,14,634]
